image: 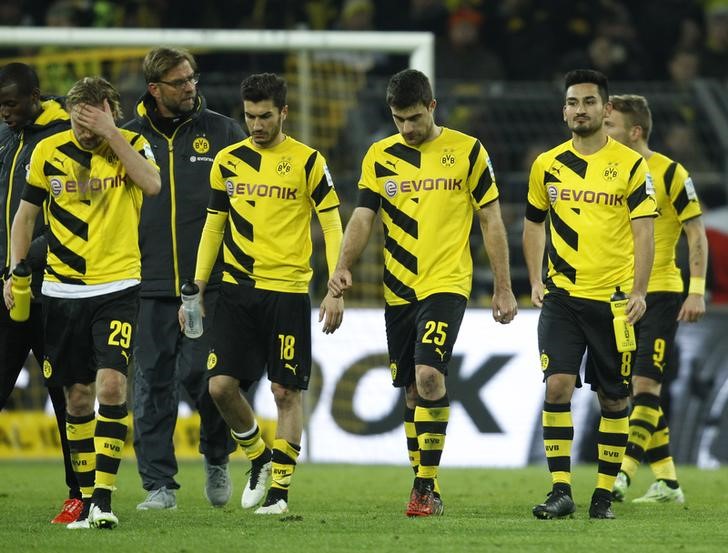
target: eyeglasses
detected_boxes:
[155,73,199,90]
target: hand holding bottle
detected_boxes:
[179,280,204,338]
[610,286,636,352]
[4,260,32,322]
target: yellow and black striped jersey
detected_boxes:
[23,128,156,285]
[646,152,703,293]
[207,135,340,293]
[357,127,499,306]
[526,137,657,301]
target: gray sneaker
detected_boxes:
[204,459,232,507]
[632,480,685,504]
[136,487,177,510]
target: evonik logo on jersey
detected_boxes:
[546,184,624,207]
[383,177,463,198]
[225,180,298,200]
[49,174,127,197]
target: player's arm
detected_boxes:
[476,201,517,324]
[522,155,549,308]
[627,216,654,324]
[315,207,345,333]
[328,206,376,297]
[73,100,161,196]
[678,216,708,322]
[194,208,228,295]
[4,200,41,309]
[522,217,546,308]
[175,206,228,331]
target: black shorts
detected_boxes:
[539,292,630,399]
[206,283,311,391]
[632,292,682,383]
[43,285,139,387]
[385,293,467,388]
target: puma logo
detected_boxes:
[284,363,298,375]
[385,159,398,170]
[226,159,240,169]
[435,347,446,362]
[121,350,129,364]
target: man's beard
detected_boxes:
[570,120,602,138]
[163,96,195,117]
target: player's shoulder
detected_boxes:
[216,136,254,159]
[647,150,680,174]
[119,127,148,143]
[369,132,402,153]
[440,126,478,145]
[280,135,321,159]
[603,136,644,166]
[35,128,73,150]
[532,139,572,166]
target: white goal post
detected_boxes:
[0,27,434,145]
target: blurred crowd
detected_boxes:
[3,0,728,84]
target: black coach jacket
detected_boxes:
[0,98,69,297]
[124,93,245,298]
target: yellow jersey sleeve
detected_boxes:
[307,151,340,212]
[670,162,703,222]
[526,154,549,212]
[469,141,499,208]
[626,157,657,219]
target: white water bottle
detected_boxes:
[181,280,203,339]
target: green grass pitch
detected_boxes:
[1,461,726,552]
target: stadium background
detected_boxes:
[1,0,727,469]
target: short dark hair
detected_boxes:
[142,47,197,83]
[564,69,609,104]
[386,69,433,109]
[240,73,287,110]
[0,62,40,96]
[610,94,653,141]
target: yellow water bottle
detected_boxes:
[610,286,636,352]
[9,260,32,322]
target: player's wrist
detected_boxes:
[688,277,705,296]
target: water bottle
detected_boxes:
[9,260,32,322]
[180,280,203,339]
[610,286,636,352]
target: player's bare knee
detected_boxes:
[208,375,236,405]
[271,383,300,410]
[66,384,95,416]
[544,374,575,403]
[414,365,445,400]
[631,375,661,396]
[597,389,628,412]
[95,370,126,405]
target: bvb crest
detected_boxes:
[193,137,210,154]
[441,149,456,168]
[277,157,293,176]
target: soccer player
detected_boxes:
[0,62,82,524]
[4,76,161,529]
[188,73,344,514]
[604,94,707,504]
[523,69,656,520]
[328,69,518,517]
[124,47,242,511]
